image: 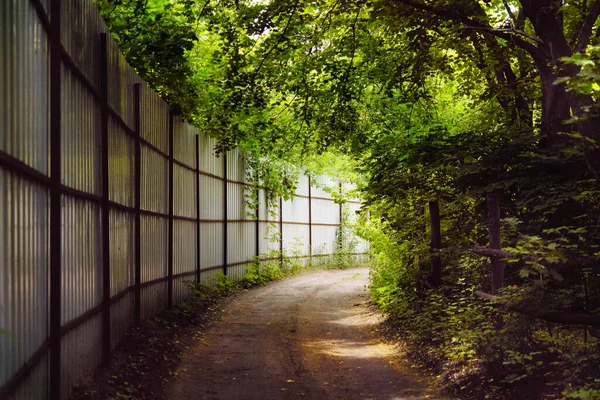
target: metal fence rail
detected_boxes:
[0,0,369,398]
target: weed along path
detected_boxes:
[168,268,442,400]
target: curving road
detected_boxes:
[168,268,443,400]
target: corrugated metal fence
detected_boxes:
[0,0,369,398]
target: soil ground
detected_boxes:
[72,267,447,400]
[168,267,445,399]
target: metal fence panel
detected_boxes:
[141,146,168,214]
[311,175,337,198]
[60,314,102,399]
[173,219,197,304]
[140,215,168,283]
[109,209,134,296]
[226,149,246,182]
[106,37,140,130]
[61,0,104,91]
[0,0,49,174]
[200,269,220,286]
[259,222,280,254]
[140,214,168,318]
[312,225,338,255]
[140,84,169,153]
[109,208,134,352]
[10,354,48,400]
[199,175,224,220]
[283,224,310,256]
[108,117,135,206]
[110,292,134,351]
[61,66,102,195]
[199,223,223,270]
[61,196,103,324]
[174,165,196,218]
[226,264,247,281]
[227,222,255,264]
[173,118,196,168]
[141,283,167,320]
[282,196,309,223]
[227,182,249,221]
[173,276,191,306]
[0,170,49,394]
[198,133,224,178]
[258,188,279,222]
[296,174,310,197]
[311,198,340,225]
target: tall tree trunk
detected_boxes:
[520,0,600,180]
[537,62,573,142]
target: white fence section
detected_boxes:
[0,0,369,399]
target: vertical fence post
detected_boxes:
[134,83,142,323]
[99,33,111,366]
[195,134,201,284]
[487,193,504,294]
[49,0,62,396]
[279,197,284,267]
[308,177,312,262]
[429,200,442,287]
[167,111,174,308]
[223,153,228,276]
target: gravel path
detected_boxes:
[168,268,443,400]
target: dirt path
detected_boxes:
[168,268,443,400]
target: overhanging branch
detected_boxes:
[462,25,542,45]
[575,0,600,53]
[393,0,541,59]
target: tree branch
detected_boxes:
[575,0,600,53]
[472,245,526,260]
[462,25,543,44]
[254,0,300,78]
[393,0,541,59]
[502,0,517,26]
[475,290,600,326]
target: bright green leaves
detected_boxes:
[95,0,201,116]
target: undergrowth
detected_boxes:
[366,227,600,400]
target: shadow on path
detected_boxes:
[168,268,445,400]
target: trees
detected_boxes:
[381,0,600,179]
[96,0,600,395]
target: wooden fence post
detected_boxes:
[429,200,442,286]
[487,193,504,294]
